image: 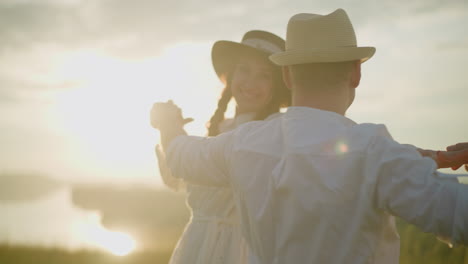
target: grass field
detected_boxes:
[1,218,466,264]
[397,219,467,264]
[0,245,172,264]
[1,179,466,263]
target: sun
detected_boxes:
[51,45,218,181]
[76,213,137,256]
[98,230,137,256]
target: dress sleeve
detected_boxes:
[155,144,186,192]
[371,126,468,246]
[166,132,234,187]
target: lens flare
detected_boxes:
[335,141,348,155]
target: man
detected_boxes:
[151,9,468,264]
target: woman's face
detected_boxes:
[231,53,274,114]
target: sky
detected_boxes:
[0,0,467,186]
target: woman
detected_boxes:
[154,30,290,264]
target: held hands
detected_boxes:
[150,100,193,131]
[418,142,468,171]
[439,142,468,171]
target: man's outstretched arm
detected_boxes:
[372,133,468,246]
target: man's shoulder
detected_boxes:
[235,120,276,137]
[351,123,391,139]
[235,115,281,131]
[330,123,394,154]
[230,117,282,146]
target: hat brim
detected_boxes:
[269,46,376,66]
[212,41,273,82]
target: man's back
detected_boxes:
[167,106,467,264]
[229,107,460,264]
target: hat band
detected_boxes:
[242,38,282,54]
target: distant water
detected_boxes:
[0,187,107,250]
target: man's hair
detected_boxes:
[290,61,356,91]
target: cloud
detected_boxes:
[0,89,19,104]
[436,41,468,52]
[0,173,64,202]
[0,3,86,50]
[1,0,465,62]
[0,71,78,105]
[0,0,287,107]
[0,0,268,60]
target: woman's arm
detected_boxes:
[150,101,192,189]
[150,100,232,186]
[155,144,185,191]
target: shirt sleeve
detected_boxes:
[155,144,186,192]
[370,126,468,246]
[165,132,234,187]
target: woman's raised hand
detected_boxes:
[150,100,193,131]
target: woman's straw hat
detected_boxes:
[212,30,285,80]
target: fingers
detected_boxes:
[417,148,436,158]
[155,144,164,157]
[150,100,193,129]
[152,100,177,108]
[183,118,194,125]
[446,142,468,151]
[437,149,468,170]
[449,149,468,161]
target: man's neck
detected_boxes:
[292,90,349,116]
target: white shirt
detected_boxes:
[167,107,468,264]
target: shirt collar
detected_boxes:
[234,112,257,127]
[285,106,356,127]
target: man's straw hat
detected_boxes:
[270,9,375,66]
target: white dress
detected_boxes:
[156,113,256,264]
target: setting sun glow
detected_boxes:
[94,230,137,256]
[48,45,217,182]
[76,213,137,256]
